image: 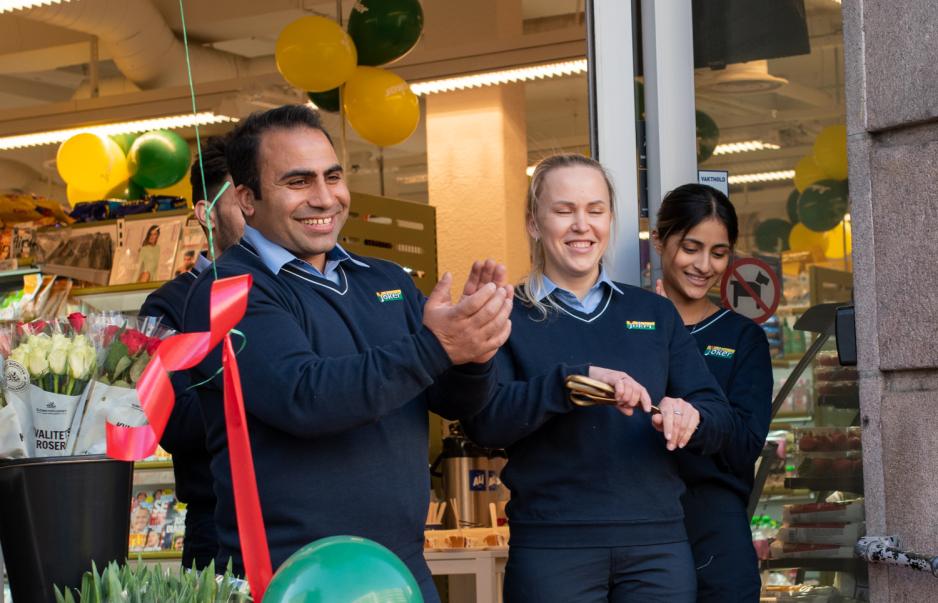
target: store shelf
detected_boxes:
[72,281,166,296]
[762,557,863,572]
[817,394,859,409]
[133,468,175,486]
[784,477,864,493]
[0,267,40,283]
[134,460,173,470]
[131,550,183,560]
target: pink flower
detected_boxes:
[119,330,148,356]
[67,312,86,333]
[145,336,162,356]
[103,325,121,347]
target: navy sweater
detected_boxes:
[678,309,773,507]
[140,269,216,514]
[462,283,732,548]
[182,240,494,573]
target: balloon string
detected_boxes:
[177,0,214,279]
[204,180,231,281]
[186,326,246,390]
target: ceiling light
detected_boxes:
[0,0,70,12]
[411,59,588,96]
[526,165,536,177]
[638,231,650,240]
[712,140,780,156]
[728,170,795,185]
[0,112,238,150]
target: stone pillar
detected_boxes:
[426,84,530,287]
[844,1,938,599]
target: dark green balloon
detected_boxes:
[110,133,138,155]
[797,179,848,232]
[308,88,341,113]
[264,536,421,603]
[696,111,719,163]
[786,189,800,224]
[348,0,424,66]
[107,179,147,200]
[128,130,191,189]
[755,218,793,253]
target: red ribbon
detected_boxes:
[106,274,273,599]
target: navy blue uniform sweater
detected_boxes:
[182,240,495,573]
[140,269,216,516]
[678,309,773,508]
[462,283,733,548]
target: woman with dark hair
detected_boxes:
[462,155,733,602]
[137,224,161,282]
[653,184,773,602]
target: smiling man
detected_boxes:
[182,105,511,601]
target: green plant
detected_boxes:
[53,559,252,603]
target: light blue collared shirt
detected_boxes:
[533,267,623,314]
[241,224,368,285]
[194,252,213,274]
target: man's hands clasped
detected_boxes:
[422,260,513,365]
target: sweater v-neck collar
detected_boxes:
[550,285,615,323]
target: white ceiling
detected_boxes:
[0,0,846,223]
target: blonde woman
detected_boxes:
[462,154,732,602]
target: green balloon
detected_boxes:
[797,179,848,232]
[265,536,422,603]
[128,130,191,189]
[107,179,147,200]
[308,88,341,113]
[110,133,138,155]
[755,218,793,253]
[786,189,801,224]
[348,0,424,66]
[696,111,720,163]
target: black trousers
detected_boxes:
[683,485,761,603]
[503,541,697,603]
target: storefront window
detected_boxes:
[692,0,862,596]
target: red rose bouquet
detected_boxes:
[72,314,173,455]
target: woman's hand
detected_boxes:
[652,397,700,451]
[587,366,652,416]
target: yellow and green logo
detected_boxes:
[704,345,735,359]
[376,289,403,303]
[626,320,656,331]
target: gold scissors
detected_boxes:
[564,374,661,414]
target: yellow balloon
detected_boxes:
[824,220,852,259]
[813,124,848,180]
[343,67,420,147]
[793,155,827,192]
[57,133,128,191]
[66,183,108,207]
[789,222,828,257]
[275,16,357,92]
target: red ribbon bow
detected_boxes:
[106,275,273,599]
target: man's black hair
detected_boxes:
[225,104,334,199]
[190,135,230,204]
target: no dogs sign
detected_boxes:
[719,257,781,324]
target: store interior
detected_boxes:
[0,0,860,601]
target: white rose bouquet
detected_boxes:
[2,314,96,457]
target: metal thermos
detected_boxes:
[432,425,509,529]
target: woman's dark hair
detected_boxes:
[191,135,230,204]
[655,183,738,247]
[143,225,160,245]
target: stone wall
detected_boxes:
[843,1,938,599]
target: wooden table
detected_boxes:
[425,548,508,603]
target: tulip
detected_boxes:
[10,345,29,367]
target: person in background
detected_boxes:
[137,224,161,282]
[462,154,733,602]
[653,184,772,602]
[138,135,245,569]
[183,104,512,602]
